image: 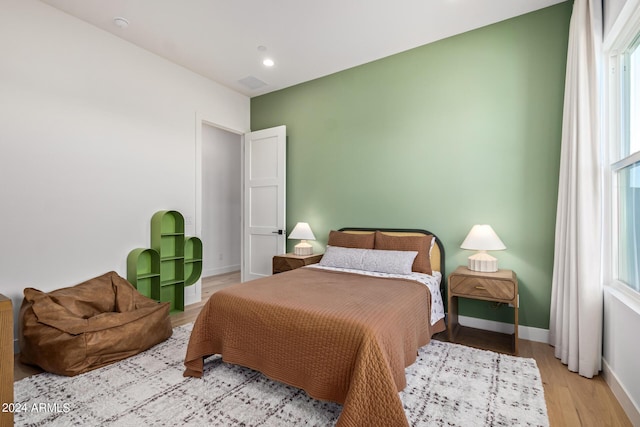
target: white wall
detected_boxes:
[603,289,640,425]
[0,0,249,333]
[201,125,242,277]
[605,0,629,35]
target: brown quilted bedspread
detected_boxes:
[184,267,443,426]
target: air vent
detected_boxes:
[238,76,267,90]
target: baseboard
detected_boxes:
[458,315,550,344]
[203,264,240,278]
[602,358,640,426]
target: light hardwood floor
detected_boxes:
[15,271,633,426]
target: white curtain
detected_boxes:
[549,0,602,379]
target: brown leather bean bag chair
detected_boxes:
[19,271,172,376]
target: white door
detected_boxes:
[243,125,286,281]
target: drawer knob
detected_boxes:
[475,286,486,290]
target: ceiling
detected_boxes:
[39,0,566,97]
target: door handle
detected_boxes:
[272,229,284,235]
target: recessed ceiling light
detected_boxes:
[257,45,267,52]
[113,17,129,29]
[263,58,275,67]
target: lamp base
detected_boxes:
[294,241,313,256]
[467,251,498,272]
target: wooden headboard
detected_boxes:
[338,228,445,278]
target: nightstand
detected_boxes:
[447,266,518,355]
[272,253,323,274]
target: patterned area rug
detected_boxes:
[14,323,548,426]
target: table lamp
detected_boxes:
[460,224,506,272]
[288,222,316,255]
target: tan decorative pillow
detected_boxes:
[327,230,375,249]
[374,231,434,275]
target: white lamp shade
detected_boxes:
[288,222,316,241]
[460,225,506,251]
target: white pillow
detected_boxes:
[319,245,418,275]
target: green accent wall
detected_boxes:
[251,2,572,330]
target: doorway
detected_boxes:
[188,120,284,305]
[201,124,242,278]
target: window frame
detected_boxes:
[604,0,640,306]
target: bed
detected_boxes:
[184,228,446,427]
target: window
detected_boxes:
[611,35,640,293]
[625,39,640,158]
[617,161,640,291]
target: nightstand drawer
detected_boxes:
[450,276,516,301]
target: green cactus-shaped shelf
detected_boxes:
[127,210,203,313]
